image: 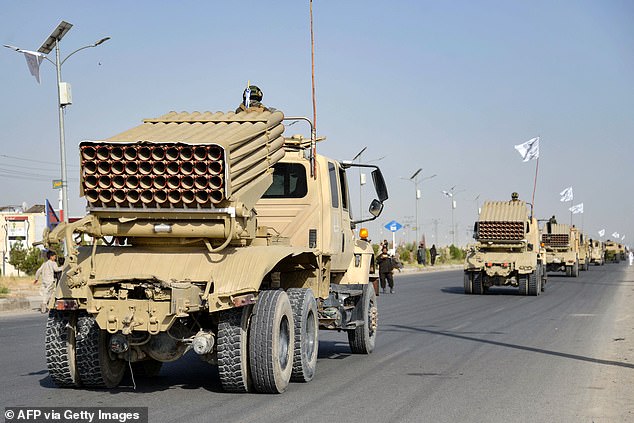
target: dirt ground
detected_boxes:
[0,275,39,298]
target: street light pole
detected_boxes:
[6,21,110,224]
[402,170,436,245]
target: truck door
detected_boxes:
[328,161,354,271]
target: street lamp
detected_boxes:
[401,170,436,244]
[442,186,465,246]
[5,21,110,223]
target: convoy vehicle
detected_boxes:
[604,241,621,263]
[542,221,579,277]
[575,229,590,271]
[464,199,546,296]
[41,107,388,393]
[589,239,605,266]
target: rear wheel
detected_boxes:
[463,272,473,294]
[249,290,294,393]
[472,272,484,295]
[288,288,318,383]
[518,274,528,296]
[565,266,572,277]
[75,313,126,388]
[572,260,579,277]
[348,284,378,354]
[217,306,253,393]
[45,310,80,387]
[541,265,547,292]
[528,270,540,296]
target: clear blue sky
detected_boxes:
[1,1,632,247]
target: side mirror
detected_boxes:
[368,199,383,217]
[371,169,388,202]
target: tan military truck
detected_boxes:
[464,199,546,296]
[542,221,579,277]
[41,107,388,393]
[575,229,590,271]
[604,240,621,263]
[589,239,605,266]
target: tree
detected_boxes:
[8,242,45,276]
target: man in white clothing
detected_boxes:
[33,251,63,313]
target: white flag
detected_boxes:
[514,137,540,162]
[612,232,619,238]
[560,186,573,202]
[598,229,605,237]
[622,235,626,240]
[569,203,583,214]
[22,50,45,83]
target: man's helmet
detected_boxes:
[511,192,519,201]
[243,85,263,102]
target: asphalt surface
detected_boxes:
[1,264,632,423]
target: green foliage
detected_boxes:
[8,242,45,276]
[0,285,8,295]
[449,244,465,260]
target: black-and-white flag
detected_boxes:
[560,186,573,202]
[4,45,45,83]
[598,229,605,237]
[569,203,584,214]
[514,137,540,162]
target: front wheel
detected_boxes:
[348,283,377,354]
[463,272,473,294]
[249,290,294,393]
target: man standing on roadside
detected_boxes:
[33,250,63,313]
[377,246,395,294]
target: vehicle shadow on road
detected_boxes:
[381,323,634,370]
[441,286,529,296]
[317,340,352,360]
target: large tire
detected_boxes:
[249,290,294,393]
[518,274,528,296]
[472,272,484,295]
[75,313,126,388]
[348,283,378,354]
[565,266,572,277]
[46,310,80,387]
[572,260,579,277]
[287,288,318,383]
[463,272,473,294]
[528,270,540,296]
[541,264,547,292]
[217,306,253,393]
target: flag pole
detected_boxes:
[531,155,539,216]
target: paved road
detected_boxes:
[1,265,632,423]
